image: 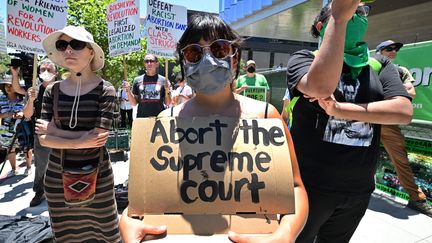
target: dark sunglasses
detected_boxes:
[181,39,236,64]
[383,46,400,52]
[55,39,89,51]
[356,5,371,17]
[144,59,156,64]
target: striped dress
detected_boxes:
[40,81,121,242]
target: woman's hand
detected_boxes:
[27,87,38,102]
[78,129,109,148]
[317,95,341,117]
[13,112,24,119]
[35,119,57,135]
[119,208,167,243]
[331,0,361,23]
[10,66,20,77]
[228,231,291,243]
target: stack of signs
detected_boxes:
[145,0,187,58]
[107,0,141,57]
[6,0,68,54]
[129,117,295,234]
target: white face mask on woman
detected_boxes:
[39,70,56,82]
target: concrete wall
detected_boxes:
[366,1,432,48]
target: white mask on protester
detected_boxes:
[39,70,55,82]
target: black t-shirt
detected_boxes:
[286,50,410,196]
[132,74,166,118]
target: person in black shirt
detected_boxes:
[286,1,413,242]
[123,54,171,118]
[22,59,58,207]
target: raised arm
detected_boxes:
[11,66,26,95]
[297,0,361,98]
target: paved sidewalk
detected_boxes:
[1,153,431,242]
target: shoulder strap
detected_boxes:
[368,57,383,74]
[285,96,300,127]
[264,102,269,119]
[52,82,61,128]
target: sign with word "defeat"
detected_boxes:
[145,0,187,58]
[129,117,295,215]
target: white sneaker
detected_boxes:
[6,170,17,177]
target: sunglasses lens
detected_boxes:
[145,60,155,63]
[210,40,232,59]
[356,5,370,16]
[70,39,87,50]
[55,40,68,51]
[182,45,203,63]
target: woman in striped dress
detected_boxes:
[35,26,120,242]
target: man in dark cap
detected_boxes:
[376,40,432,217]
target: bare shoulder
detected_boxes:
[235,94,280,119]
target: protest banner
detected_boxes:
[106,0,141,57]
[242,86,267,102]
[394,41,432,124]
[128,117,295,234]
[6,0,68,54]
[0,18,6,54]
[145,0,187,58]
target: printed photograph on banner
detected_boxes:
[6,0,68,54]
[146,0,187,58]
[107,0,141,57]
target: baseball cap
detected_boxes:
[376,40,403,53]
[246,60,256,67]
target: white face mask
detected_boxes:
[39,70,55,82]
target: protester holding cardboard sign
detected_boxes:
[120,14,308,243]
[35,26,121,242]
[286,0,413,242]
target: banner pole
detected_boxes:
[122,54,128,81]
[165,59,169,85]
[32,55,38,87]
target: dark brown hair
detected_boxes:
[176,14,242,80]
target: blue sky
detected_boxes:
[1,0,219,29]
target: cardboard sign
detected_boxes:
[106,0,141,56]
[145,0,187,58]
[242,86,267,102]
[6,0,68,54]
[129,117,295,216]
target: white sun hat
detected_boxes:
[42,26,105,72]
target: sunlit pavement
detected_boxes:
[1,152,432,243]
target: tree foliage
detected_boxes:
[66,0,178,88]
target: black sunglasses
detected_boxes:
[55,39,89,51]
[144,59,156,64]
[356,5,371,17]
[181,39,236,64]
[383,46,400,52]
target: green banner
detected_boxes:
[242,86,267,102]
[394,41,432,123]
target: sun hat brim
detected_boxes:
[42,26,105,72]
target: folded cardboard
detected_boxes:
[129,116,295,234]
